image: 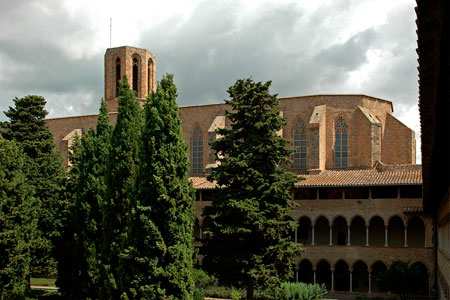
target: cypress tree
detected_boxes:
[1,95,66,276]
[58,99,112,299]
[0,138,38,299]
[101,77,142,299]
[201,78,304,300]
[122,74,195,299]
[54,135,80,297]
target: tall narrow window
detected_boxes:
[132,57,139,96]
[334,116,348,168]
[294,118,307,169]
[115,57,121,97]
[192,127,203,173]
[148,58,154,93]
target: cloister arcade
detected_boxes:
[192,183,431,295]
[292,259,429,294]
[292,215,426,248]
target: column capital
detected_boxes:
[349,268,353,273]
[368,269,372,273]
[330,268,335,272]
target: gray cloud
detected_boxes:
[0,0,418,122]
[0,0,104,119]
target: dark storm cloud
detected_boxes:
[0,0,104,119]
[0,0,418,120]
[139,0,417,108]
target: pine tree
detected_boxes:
[121,74,196,299]
[0,138,39,299]
[1,95,66,276]
[101,77,142,299]
[201,78,303,300]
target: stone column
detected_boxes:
[384,225,388,247]
[368,269,372,293]
[329,227,333,246]
[199,227,203,240]
[311,226,315,245]
[295,228,298,244]
[349,269,353,292]
[313,267,317,284]
[331,268,335,291]
[366,225,369,246]
[347,225,351,246]
[404,226,408,247]
[295,266,299,283]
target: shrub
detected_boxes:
[276,282,327,300]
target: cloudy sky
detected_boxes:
[0,0,421,161]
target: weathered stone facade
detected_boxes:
[46,46,431,296]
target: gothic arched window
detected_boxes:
[148,58,154,93]
[293,118,307,169]
[334,116,348,168]
[132,56,139,96]
[192,126,203,173]
[115,57,121,97]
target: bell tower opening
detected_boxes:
[132,56,139,96]
[115,57,121,98]
[104,46,156,112]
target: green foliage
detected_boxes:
[275,282,327,300]
[231,288,242,300]
[0,139,39,300]
[376,261,428,300]
[57,99,113,299]
[1,95,66,276]
[201,78,304,299]
[193,268,217,300]
[101,76,143,299]
[121,74,196,299]
[193,268,217,289]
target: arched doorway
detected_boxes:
[371,261,387,293]
[298,217,312,244]
[332,216,347,245]
[194,218,201,241]
[350,216,366,245]
[298,260,314,284]
[352,261,369,292]
[202,216,213,240]
[335,260,350,291]
[369,216,385,246]
[388,216,405,247]
[316,260,331,290]
[315,216,330,245]
[408,216,425,247]
[411,262,429,295]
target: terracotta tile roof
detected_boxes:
[190,177,216,189]
[295,163,422,187]
[189,163,422,190]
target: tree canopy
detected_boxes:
[201,78,303,300]
[0,138,39,300]
[122,74,196,299]
[376,261,429,300]
[1,95,66,276]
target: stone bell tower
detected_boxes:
[104,46,156,112]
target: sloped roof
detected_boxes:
[189,164,422,190]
